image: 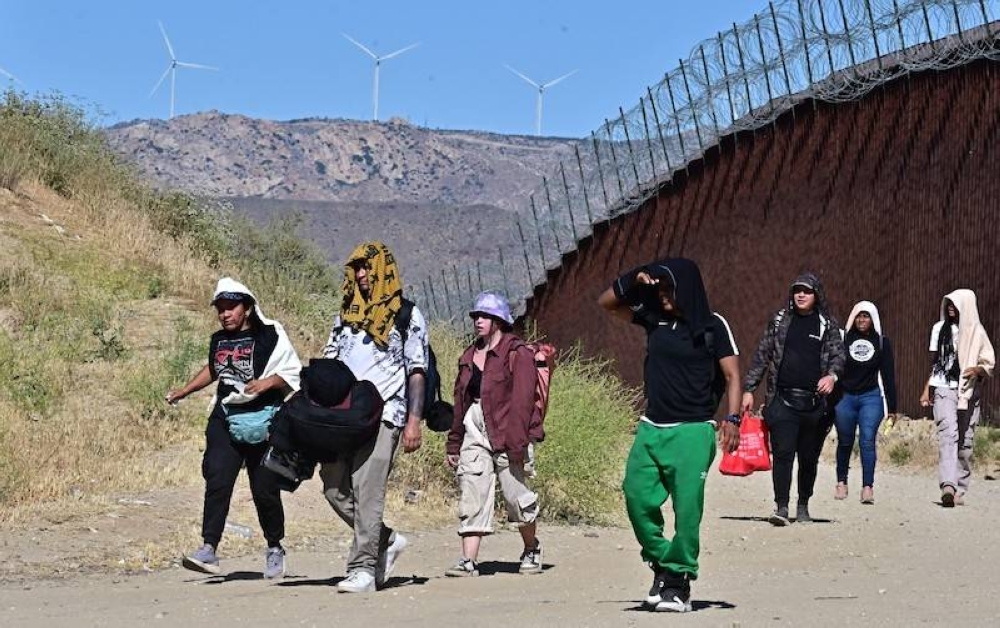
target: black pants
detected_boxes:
[764,398,830,508]
[202,411,285,548]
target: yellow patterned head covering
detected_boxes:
[341,241,403,348]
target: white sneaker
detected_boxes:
[377,533,408,586]
[337,570,376,593]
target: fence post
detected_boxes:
[639,97,660,180]
[529,194,548,270]
[559,161,580,242]
[920,1,938,53]
[440,268,453,320]
[733,23,755,117]
[647,86,674,170]
[796,0,817,89]
[950,0,966,43]
[862,0,884,71]
[604,119,627,205]
[590,132,612,214]
[699,45,721,137]
[816,0,838,78]
[835,0,860,77]
[753,13,777,115]
[515,213,534,287]
[770,2,794,96]
[664,73,689,168]
[542,176,563,252]
[574,144,595,225]
[498,247,511,300]
[891,0,907,49]
[619,106,642,192]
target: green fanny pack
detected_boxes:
[223,404,280,444]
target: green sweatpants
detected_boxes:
[622,421,716,579]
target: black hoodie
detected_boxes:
[613,258,738,423]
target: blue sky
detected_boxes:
[2,0,759,136]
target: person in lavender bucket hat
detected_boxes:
[443,290,543,577]
[469,291,514,327]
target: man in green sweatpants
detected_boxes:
[599,257,741,613]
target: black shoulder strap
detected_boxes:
[396,298,414,346]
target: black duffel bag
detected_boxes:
[269,359,384,464]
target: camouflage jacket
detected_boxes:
[743,307,846,408]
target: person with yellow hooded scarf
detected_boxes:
[319,241,428,593]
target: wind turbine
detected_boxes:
[505,65,577,136]
[149,21,218,119]
[343,34,419,122]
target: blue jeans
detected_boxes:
[834,388,885,487]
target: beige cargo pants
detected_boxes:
[456,402,538,535]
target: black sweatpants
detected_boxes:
[764,399,830,508]
[201,411,285,548]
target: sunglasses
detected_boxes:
[793,286,815,295]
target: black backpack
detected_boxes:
[397,299,455,432]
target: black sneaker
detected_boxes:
[654,572,692,613]
[796,502,812,523]
[768,506,790,527]
[643,565,668,608]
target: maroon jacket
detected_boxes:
[446,332,538,463]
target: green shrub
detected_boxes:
[0,332,64,417]
[888,441,913,466]
[123,317,205,421]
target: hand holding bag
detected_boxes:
[719,411,771,476]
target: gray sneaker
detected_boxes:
[264,546,286,579]
[768,506,790,527]
[182,544,221,575]
[444,558,479,577]
[796,502,813,523]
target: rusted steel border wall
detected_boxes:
[524,59,1000,422]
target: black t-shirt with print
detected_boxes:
[633,310,738,424]
[209,324,283,413]
[841,328,882,394]
[776,311,823,390]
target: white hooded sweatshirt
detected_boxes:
[843,300,890,415]
[939,289,995,410]
[210,277,301,409]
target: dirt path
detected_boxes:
[2,460,998,627]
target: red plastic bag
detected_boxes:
[719,412,771,476]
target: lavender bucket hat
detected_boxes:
[469,291,514,325]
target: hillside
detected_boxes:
[106,113,576,207]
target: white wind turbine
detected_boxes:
[505,65,577,136]
[149,21,218,119]
[343,33,419,122]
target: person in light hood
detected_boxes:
[920,289,994,507]
[834,301,897,504]
[166,278,301,578]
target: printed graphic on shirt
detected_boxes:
[849,338,876,362]
[214,338,255,389]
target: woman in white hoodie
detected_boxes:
[834,302,897,504]
[919,289,995,507]
[166,278,301,576]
